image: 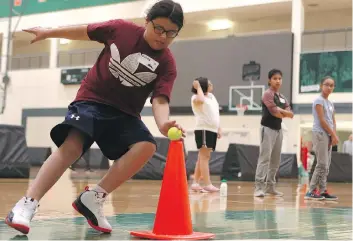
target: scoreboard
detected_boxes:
[61,68,90,85]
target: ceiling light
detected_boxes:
[207,19,233,31]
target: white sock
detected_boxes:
[93,185,108,194]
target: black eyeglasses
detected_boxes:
[323,83,335,88]
[151,20,179,38]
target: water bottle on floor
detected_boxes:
[220,179,228,211]
[220,179,228,197]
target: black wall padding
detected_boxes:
[221,144,242,181]
[0,125,30,178]
[154,137,187,159]
[185,151,226,176]
[310,152,352,183]
[222,143,289,182]
[27,147,52,166]
[93,149,110,169]
[279,154,298,178]
[328,152,352,182]
[132,137,187,180]
[133,156,165,180]
[132,152,166,180]
[153,152,167,162]
[223,144,261,181]
[74,148,110,169]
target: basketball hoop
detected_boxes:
[235,104,248,116]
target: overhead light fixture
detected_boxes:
[207,19,233,31]
[59,39,71,45]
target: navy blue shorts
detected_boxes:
[50,101,156,160]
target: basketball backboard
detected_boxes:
[229,85,265,111]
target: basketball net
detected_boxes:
[235,105,248,116]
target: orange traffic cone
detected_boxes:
[130,140,215,240]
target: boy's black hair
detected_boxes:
[321,76,335,84]
[268,68,283,86]
[191,77,209,94]
[146,0,184,30]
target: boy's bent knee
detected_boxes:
[59,129,85,159]
[130,141,156,156]
[141,141,156,154]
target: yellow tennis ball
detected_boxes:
[168,127,182,141]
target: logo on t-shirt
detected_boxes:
[139,54,159,71]
[108,43,158,87]
[274,93,286,109]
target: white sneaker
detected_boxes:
[254,190,265,197]
[72,186,112,233]
[265,189,284,197]
[5,197,39,234]
[254,182,265,197]
[265,186,284,197]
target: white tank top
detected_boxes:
[191,93,220,133]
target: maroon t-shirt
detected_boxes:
[74,19,177,118]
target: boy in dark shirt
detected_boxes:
[254,69,293,197]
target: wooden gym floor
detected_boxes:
[0,167,351,240]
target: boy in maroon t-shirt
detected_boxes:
[254,69,293,198]
[6,0,185,234]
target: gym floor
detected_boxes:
[0,168,351,240]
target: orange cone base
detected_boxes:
[130,230,215,240]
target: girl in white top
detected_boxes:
[190,77,221,193]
